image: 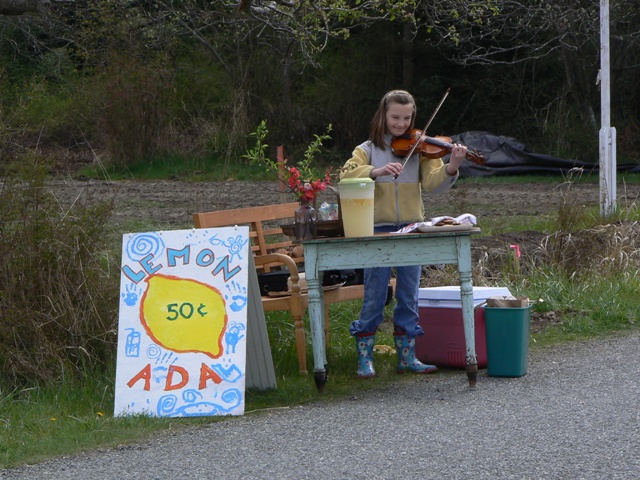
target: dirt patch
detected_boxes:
[46,177,640,334]
[51,177,637,272]
[48,178,640,230]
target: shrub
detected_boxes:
[0,155,119,387]
[99,55,172,167]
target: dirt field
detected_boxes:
[48,176,640,272]
[48,178,640,228]
[48,177,640,333]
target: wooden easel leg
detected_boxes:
[293,313,308,375]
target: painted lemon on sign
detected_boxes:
[141,274,227,358]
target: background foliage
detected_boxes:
[0,0,638,172]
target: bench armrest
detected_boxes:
[253,253,304,316]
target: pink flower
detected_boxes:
[282,166,330,202]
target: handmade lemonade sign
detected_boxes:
[114,227,250,417]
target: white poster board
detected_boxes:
[114,227,250,417]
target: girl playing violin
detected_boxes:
[339,89,468,379]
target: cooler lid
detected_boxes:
[418,286,512,301]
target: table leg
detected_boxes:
[457,237,478,388]
[303,247,328,392]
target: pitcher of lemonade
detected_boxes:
[337,178,375,237]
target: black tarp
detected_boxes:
[447,131,640,177]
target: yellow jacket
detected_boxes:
[340,137,458,227]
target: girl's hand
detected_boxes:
[447,143,467,175]
[371,162,403,179]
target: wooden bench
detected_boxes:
[194,202,379,375]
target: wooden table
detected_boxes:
[303,228,480,391]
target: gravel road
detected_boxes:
[3,331,639,480]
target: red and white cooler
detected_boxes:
[415,286,512,369]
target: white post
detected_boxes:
[599,0,616,217]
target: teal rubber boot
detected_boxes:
[394,333,438,374]
[355,333,376,379]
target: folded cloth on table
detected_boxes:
[395,213,477,233]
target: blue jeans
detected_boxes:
[349,225,424,337]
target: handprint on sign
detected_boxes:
[122,282,143,307]
[225,280,248,312]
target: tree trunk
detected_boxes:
[0,0,49,15]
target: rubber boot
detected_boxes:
[355,333,376,379]
[394,333,438,374]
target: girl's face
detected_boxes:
[385,101,414,137]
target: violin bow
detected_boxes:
[395,88,451,178]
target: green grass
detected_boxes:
[79,154,272,182]
[500,270,640,343]
[79,152,640,185]
[478,214,556,236]
[3,277,639,468]
[0,300,418,468]
[0,378,220,467]
[459,172,640,186]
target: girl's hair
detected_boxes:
[369,90,416,149]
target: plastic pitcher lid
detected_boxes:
[338,177,374,185]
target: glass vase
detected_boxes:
[294,199,317,242]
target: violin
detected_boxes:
[391,129,486,166]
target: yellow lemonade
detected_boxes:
[341,197,374,237]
